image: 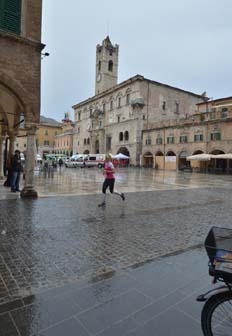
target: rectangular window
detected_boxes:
[78,112,81,121]
[175,102,179,114]
[44,140,50,146]
[210,132,221,141]
[0,0,22,35]
[162,101,166,110]
[210,111,216,120]
[103,103,106,112]
[179,135,187,143]
[126,94,130,105]
[110,101,113,110]
[106,136,111,151]
[117,116,120,123]
[221,108,228,118]
[194,134,203,142]
[156,138,162,145]
[167,136,174,144]
[118,97,121,108]
[45,130,48,136]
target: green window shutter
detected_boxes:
[0,0,22,35]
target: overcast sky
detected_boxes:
[41,0,232,121]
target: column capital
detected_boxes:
[25,123,38,135]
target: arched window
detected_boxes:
[87,138,90,145]
[108,60,113,72]
[124,131,129,141]
[84,138,86,145]
[119,132,123,141]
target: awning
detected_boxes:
[187,154,212,161]
[213,153,232,159]
[187,153,232,161]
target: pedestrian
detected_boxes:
[58,158,63,169]
[98,153,125,207]
[10,150,22,192]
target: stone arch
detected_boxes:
[166,150,176,156]
[117,147,130,156]
[210,148,225,155]
[155,150,164,156]
[83,149,89,154]
[178,150,191,170]
[0,71,33,123]
[192,149,204,155]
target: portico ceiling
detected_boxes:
[0,83,24,135]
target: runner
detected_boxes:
[98,153,125,207]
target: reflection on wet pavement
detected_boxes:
[0,168,232,335]
[33,167,232,197]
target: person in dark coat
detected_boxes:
[10,150,22,192]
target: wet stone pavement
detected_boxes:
[0,169,232,335]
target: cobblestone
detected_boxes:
[0,174,232,308]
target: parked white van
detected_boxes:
[65,155,87,168]
[83,154,105,168]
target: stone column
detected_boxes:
[21,124,38,198]
[9,133,16,156]
[0,136,4,179]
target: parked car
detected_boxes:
[83,154,105,168]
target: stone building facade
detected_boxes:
[0,0,44,197]
[72,36,205,166]
[54,118,74,157]
[36,116,62,158]
[142,96,232,172]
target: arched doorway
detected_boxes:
[143,152,153,168]
[155,151,164,169]
[165,151,176,170]
[117,147,130,156]
[178,151,191,170]
[210,149,226,173]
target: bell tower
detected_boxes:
[95,36,119,95]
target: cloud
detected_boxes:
[41,0,232,120]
